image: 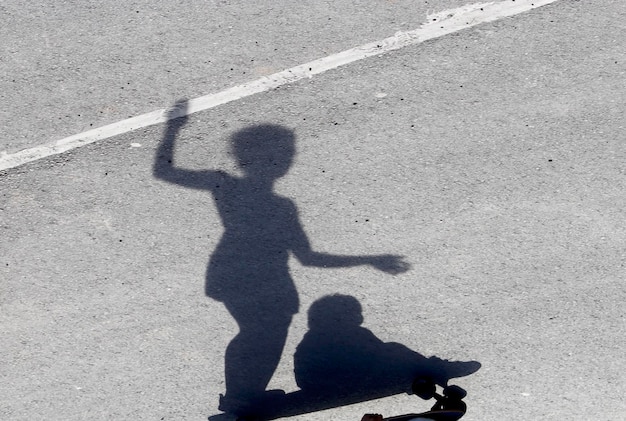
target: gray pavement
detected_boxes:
[2,1,626,420]
[1,0,470,155]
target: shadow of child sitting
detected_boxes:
[294,294,481,398]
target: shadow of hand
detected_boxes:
[166,99,189,128]
[368,255,410,275]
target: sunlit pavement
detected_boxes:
[1,1,625,420]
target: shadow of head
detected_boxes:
[308,294,364,331]
[231,124,295,180]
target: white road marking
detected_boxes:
[0,0,560,172]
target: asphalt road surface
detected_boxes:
[2,1,625,420]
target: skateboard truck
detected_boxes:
[412,378,467,413]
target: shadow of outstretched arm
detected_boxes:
[295,251,410,275]
[290,216,410,275]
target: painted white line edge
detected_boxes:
[0,0,559,172]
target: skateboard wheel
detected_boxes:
[412,377,436,400]
[442,385,467,400]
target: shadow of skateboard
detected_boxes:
[209,378,467,421]
[208,382,409,421]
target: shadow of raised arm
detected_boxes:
[153,99,221,190]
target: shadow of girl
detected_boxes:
[153,101,409,414]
